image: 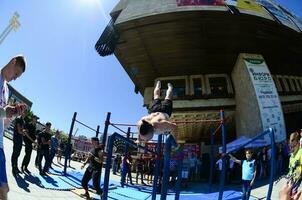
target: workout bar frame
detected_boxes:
[218,128,276,200]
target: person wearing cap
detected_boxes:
[21,115,38,174]
[137,81,178,142]
[11,111,27,175]
[0,55,27,200]
[81,137,104,198]
[38,122,52,175]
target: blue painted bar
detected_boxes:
[96,125,100,137]
[208,127,214,192]
[218,110,226,200]
[175,156,183,200]
[64,112,77,175]
[124,127,131,154]
[102,112,111,147]
[152,135,163,200]
[102,133,115,200]
[161,135,177,200]
[267,128,276,200]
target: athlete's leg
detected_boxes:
[165,83,173,100]
[154,80,161,99]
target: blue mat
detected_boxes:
[109,188,151,200]
[58,170,119,190]
[34,174,75,190]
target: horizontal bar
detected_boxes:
[112,132,158,155]
[75,119,98,132]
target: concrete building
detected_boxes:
[95,0,302,147]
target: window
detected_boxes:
[278,78,286,91]
[160,79,186,98]
[285,78,292,91]
[208,77,228,97]
[293,79,300,91]
[272,76,282,92]
[193,78,202,97]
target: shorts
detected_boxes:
[149,99,173,117]
[0,149,8,187]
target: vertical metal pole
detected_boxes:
[152,134,162,200]
[96,125,100,137]
[209,127,214,192]
[175,157,183,200]
[102,112,111,147]
[218,109,226,200]
[161,135,173,200]
[102,134,115,200]
[267,128,276,200]
[64,112,77,175]
[125,127,131,153]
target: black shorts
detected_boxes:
[149,99,173,117]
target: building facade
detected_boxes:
[95,0,302,147]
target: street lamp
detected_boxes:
[0,12,21,45]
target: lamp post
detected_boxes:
[0,12,20,45]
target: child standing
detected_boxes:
[230,149,257,200]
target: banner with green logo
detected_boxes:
[245,58,286,143]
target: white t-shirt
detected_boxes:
[0,75,9,149]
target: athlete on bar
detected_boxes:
[137,81,178,142]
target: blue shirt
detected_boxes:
[241,159,255,181]
[51,136,59,150]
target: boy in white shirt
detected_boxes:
[0,55,27,200]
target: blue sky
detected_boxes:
[0,0,301,138]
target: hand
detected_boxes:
[250,180,254,186]
[81,164,85,170]
[280,182,293,200]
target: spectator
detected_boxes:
[136,154,146,185]
[49,130,60,169]
[21,115,38,174]
[182,155,190,188]
[121,152,133,186]
[189,153,197,182]
[230,149,257,200]
[38,122,52,175]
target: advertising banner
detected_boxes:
[177,0,224,6]
[225,0,266,14]
[245,58,286,143]
[257,0,299,31]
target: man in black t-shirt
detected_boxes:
[81,137,104,198]
[38,122,52,175]
[21,115,38,174]
[11,112,26,175]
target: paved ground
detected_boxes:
[3,135,284,200]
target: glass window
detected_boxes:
[208,77,228,97]
[285,78,293,91]
[278,78,285,91]
[294,79,300,91]
[160,79,186,98]
[193,78,202,97]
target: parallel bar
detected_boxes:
[218,110,226,200]
[161,135,177,200]
[75,119,97,132]
[102,134,115,200]
[110,123,137,127]
[152,135,162,200]
[208,127,214,192]
[124,127,131,156]
[64,112,77,175]
[102,112,111,147]
[267,128,276,200]
[96,125,100,137]
[111,124,128,135]
[175,158,183,200]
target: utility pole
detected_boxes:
[0,12,20,45]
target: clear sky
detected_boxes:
[0,0,301,138]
